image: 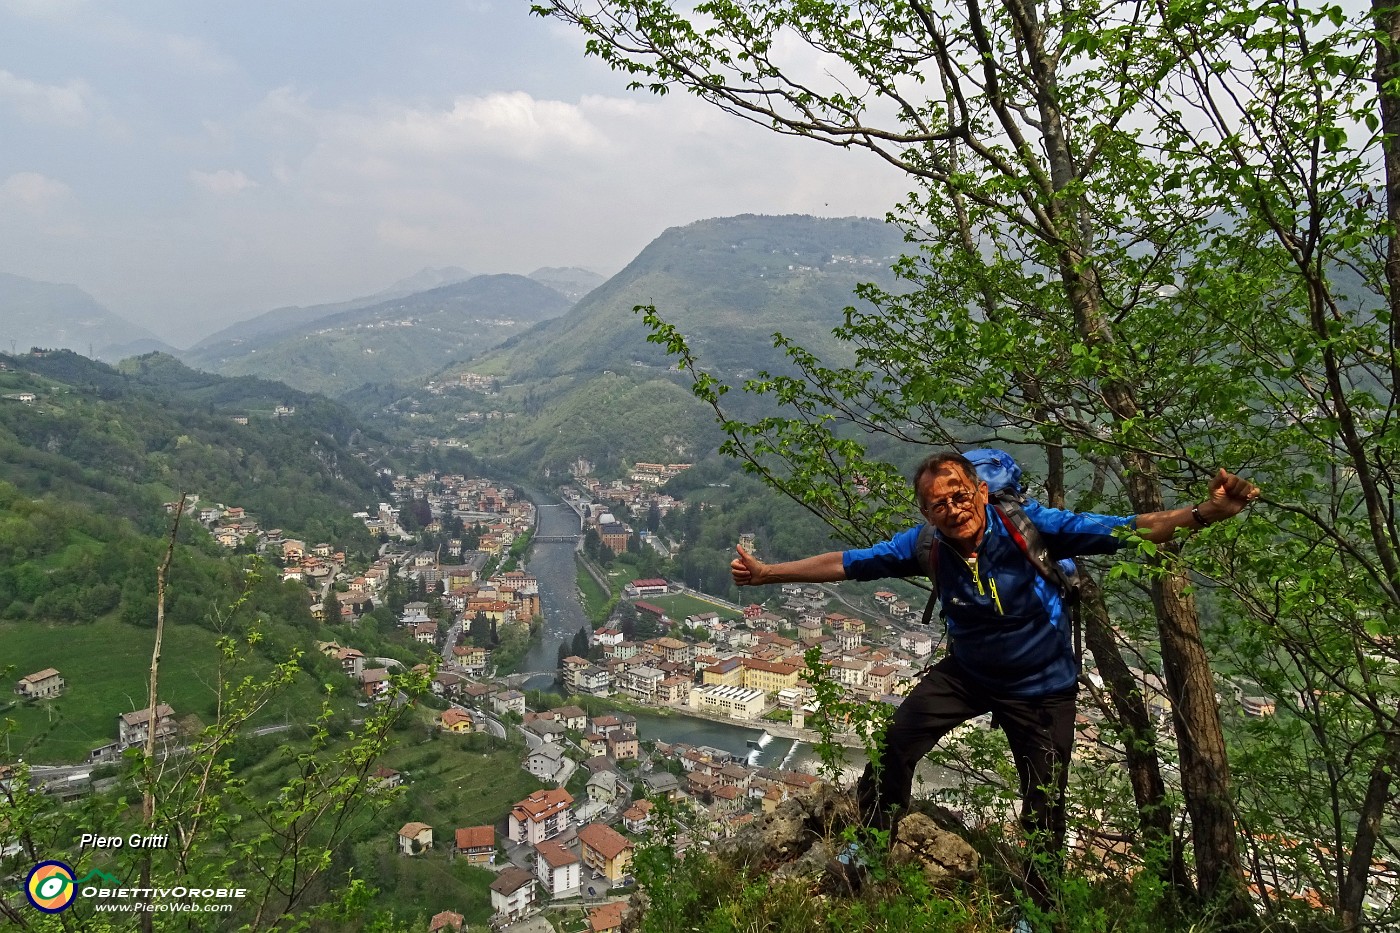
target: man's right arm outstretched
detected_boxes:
[729,545,848,587]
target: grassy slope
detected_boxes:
[1,618,346,763]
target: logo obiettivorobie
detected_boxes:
[25,861,77,913]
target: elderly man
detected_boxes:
[731,451,1257,908]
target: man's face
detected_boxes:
[917,466,988,548]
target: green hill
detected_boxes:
[476,214,905,381]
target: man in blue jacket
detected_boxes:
[730,451,1258,906]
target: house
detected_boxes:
[1242,695,1277,717]
[900,631,934,657]
[599,522,629,554]
[618,665,665,702]
[335,647,366,678]
[15,668,64,699]
[561,655,592,692]
[586,770,619,805]
[588,901,630,933]
[688,771,720,798]
[535,839,582,898]
[361,668,393,699]
[509,788,575,845]
[492,689,526,715]
[606,732,639,761]
[657,674,692,704]
[577,823,634,884]
[526,718,568,743]
[830,659,869,688]
[433,671,464,699]
[117,704,177,749]
[526,742,566,782]
[397,821,433,856]
[651,637,695,665]
[621,799,653,833]
[428,910,465,932]
[489,866,536,920]
[413,622,438,644]
[711,783,745,813]
[454,825,496,865]
[452,644,489,672]
[371,767,401,792]
[439,707,474,733]
[550,705,589,732]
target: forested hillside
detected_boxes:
[0,350,390,628]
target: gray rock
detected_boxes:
[773,838,835,883]
[890,812,980,885]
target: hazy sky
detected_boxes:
[0,1,908,347]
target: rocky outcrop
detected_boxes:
[619,788,981,930]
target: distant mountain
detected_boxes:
[189,266,477,353]
[189,274,573,397]
[0,272,177,361]
[371,214,908,477]
[528,266,607,302]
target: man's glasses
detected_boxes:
[921,489,977,515]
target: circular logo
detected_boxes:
[25,861,77,913]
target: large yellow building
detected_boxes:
[742,658,801,694]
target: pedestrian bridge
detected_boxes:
[533,534,579,543]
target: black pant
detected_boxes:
[855,655,1078,907]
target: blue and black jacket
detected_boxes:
[842,501,1134,698]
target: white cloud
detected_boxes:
[326,90,620,161]
[189,169,258,196]
[0,171,73,211]
[0,69,92,126]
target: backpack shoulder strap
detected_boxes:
[914,523,941,626]
[990,497,1074,598]
[991,496,1085,664]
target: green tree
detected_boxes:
[322,585,341,622]
[469,610,492,648]
[538,0,1400,925]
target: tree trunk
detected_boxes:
[1080,574,1194,896]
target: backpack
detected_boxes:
[913,448,1084,659]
